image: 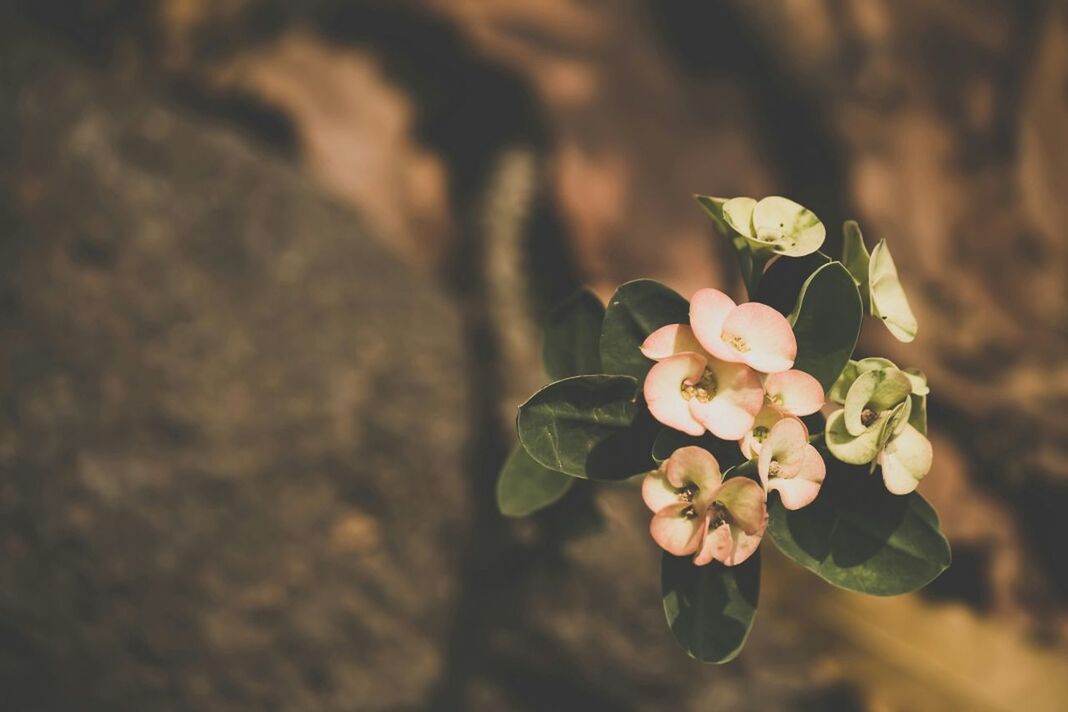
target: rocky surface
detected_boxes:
[0,38,469,711]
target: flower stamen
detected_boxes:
[721,332,750,353]
[708,501,732,530]
[680,368,718,403]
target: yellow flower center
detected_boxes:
[722,332,750,353]
[680,368,718,403]
[708,501,732,530]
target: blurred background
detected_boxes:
[1,1,1067,710]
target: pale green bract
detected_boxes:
[697,194,826,258]
[839,222,919,342]
[842,368,912,436]
[752,196,826,257]
[870,239,919,342]
[829,357,928,404]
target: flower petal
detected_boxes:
[843,368,911,436]
[642,468,679,513]
[879,424,933,495]
[644,354,706,436]
[694,479,767,567]
[717,477,768,534]
[692,519,733,566]
[824,408,886,465]
[689,288,739,363]
[739,405,784,459]
[764,369,825,416]
[722,197,757,238]
[751,196,826,257]
[721,302,797,373]
[685,360,762,441]
[650,503,704,555]
[722,525,764,566]
[663,445,722,495]
[768,445,826,510]
[870,239,918,343]
[758,417,809,484]
[640,323,705,360]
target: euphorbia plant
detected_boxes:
[496,195,951,662]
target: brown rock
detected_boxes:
[0,38,469,711]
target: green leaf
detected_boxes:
[542,288,605,381]
[497,443,574,517]
[517,374,657,480]
[753,251,831,315]
[841,220,871,311]
[788,262,863,391]
[751,196,826,257]
[651,428,746,471]
[870,239,919,343]
[661,551,761,663]
[600,280,690,380]
[768,457,951,596]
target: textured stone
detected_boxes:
[0,40,469,711]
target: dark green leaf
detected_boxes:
[752,252,831,315]
[789,262,863,391]
[661,551,761,663]
[542,288,605,381]
[496,443,574,517]
[652,428,746,471]
[600,280,689,380]
[517,374,657,480]
[768,456,951,596]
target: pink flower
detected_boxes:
[738,405,785,459]
[641,325,763,440]
[643,446,768,566]
[689,288,797,373]
[757,418,826,510]
[762,369,824,416]
[740,369,825,458]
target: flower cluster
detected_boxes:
[500,193,950,664]
[640,288,827,566]
[825,358,932,494]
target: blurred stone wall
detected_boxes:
[2,1,1068,710]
